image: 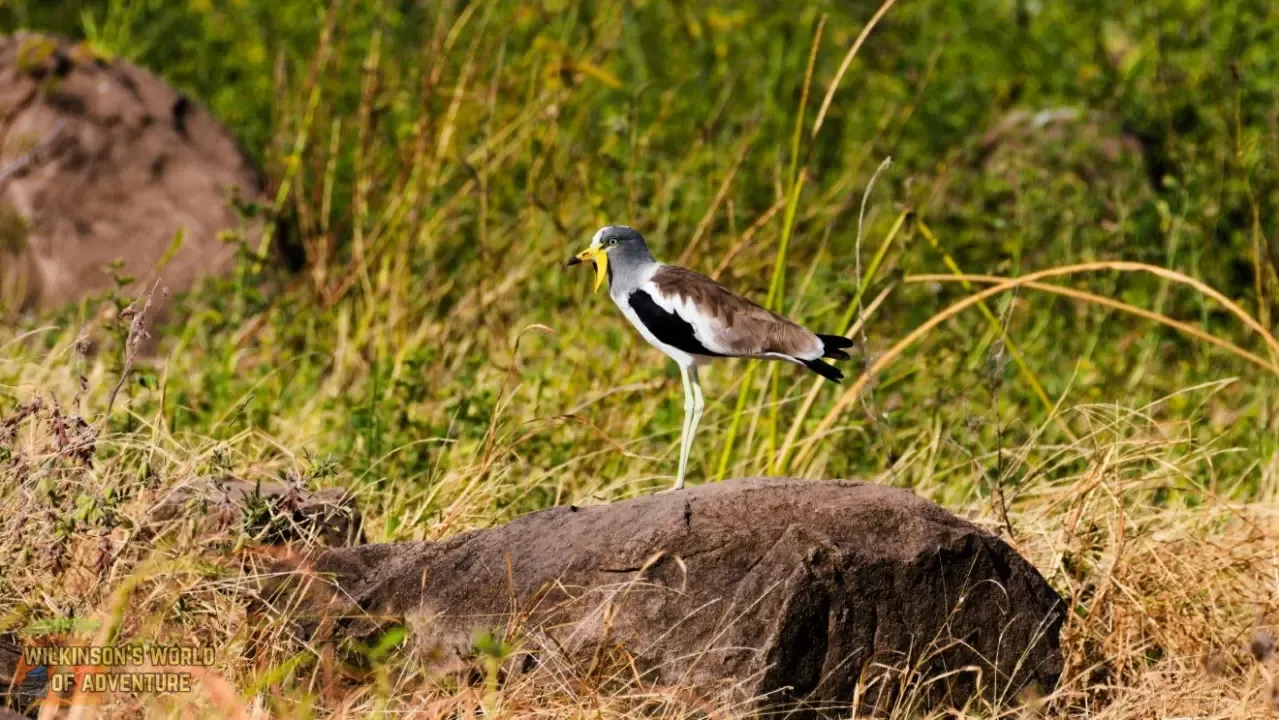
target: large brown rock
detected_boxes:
[0,33,271,319]
[283,478,1064,715]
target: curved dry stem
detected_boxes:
[917,262,1279,357]
[918,275,1279,375]
[811,0,902,138]
[793,262,1278,467]
[775,284,893,473]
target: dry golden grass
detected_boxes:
[1,315,1276,718]
[4,0,1279,716]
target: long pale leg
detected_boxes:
[674,365,695,491]
[689,366,704,477]
[673,365,705,491]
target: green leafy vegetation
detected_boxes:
[1,0,1277,716]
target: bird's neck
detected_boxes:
[608,260,659,299]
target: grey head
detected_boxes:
[592,225,656,268]
[566,225,658,295]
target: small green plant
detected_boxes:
[14,35,56,72]
[0,204,28,256]
[473,629,518,715]
[78,0,162,61]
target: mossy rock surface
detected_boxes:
[0,32,273,324]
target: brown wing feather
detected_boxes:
[650,266,822,358]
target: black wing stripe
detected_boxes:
[628,289,723,357]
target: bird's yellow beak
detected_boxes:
[565,246,608,294]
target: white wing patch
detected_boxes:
[759,351,809,366]
[607,262,826,368]
[638,280,738,356]
[609,265,699,367]
[636,279,825,362]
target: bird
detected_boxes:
[566,225,853,491]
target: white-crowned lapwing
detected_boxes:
[567,225,852,491]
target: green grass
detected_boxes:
[2,0,1278,717]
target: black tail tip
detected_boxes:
[803,358,844,383]
[817,333,854,360]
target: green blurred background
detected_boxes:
[2,0,1277,528]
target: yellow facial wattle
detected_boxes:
[590,249,608,293]
[570,246,608,294]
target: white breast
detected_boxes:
[610,265,704,368]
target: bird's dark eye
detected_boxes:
[607,237,619,247]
